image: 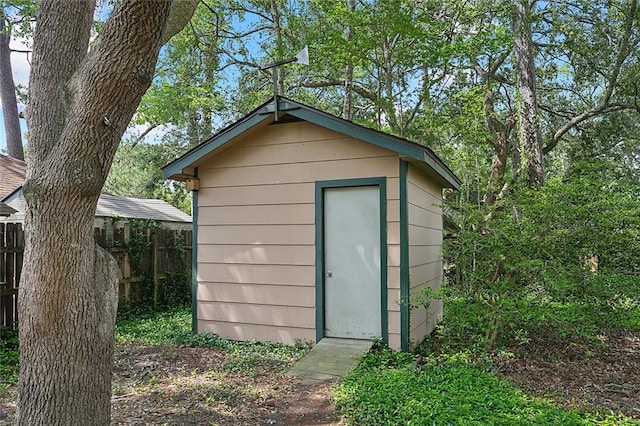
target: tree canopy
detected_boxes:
[7,0,640,423]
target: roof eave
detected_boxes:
[163,101,281,181]
[163,96,462,190]
[284,103,461,190]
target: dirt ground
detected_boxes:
[496,327,640,419]
[1,328,638,424]
[1,344,344,426]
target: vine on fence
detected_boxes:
[114,218,191,313]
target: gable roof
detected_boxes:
[0,154,26,199]
[163,96,461,189]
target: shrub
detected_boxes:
[442,160,640,348]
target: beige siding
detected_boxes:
[198,204,314,225]
[197,182,315,207]
[198,302,315,328]
[198,224,314,245]
[198,244,315,265]
[196,120,402,348]
[407,164,444,348]
[198,263,314,286]
[199,157,398,187]
[197,282,314,307]
[197,320,316,345]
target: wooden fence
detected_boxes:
[0,223,22,332]
[1,222,192,330]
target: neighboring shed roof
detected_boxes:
[0,202,17,217]
[96,193,191,223]
[163,96,461,190]
[0,154,26,199]
[1,188,191,224]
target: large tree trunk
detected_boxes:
[0,15,23,160]
[513,0,544,186]
[17,1,197,424]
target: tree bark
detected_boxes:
[474,52,514,205]
[0,15,23,160]
[17,1,197,424]
[483,90,514,205]
[513,0,544,186]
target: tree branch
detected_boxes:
[543,0,638,154]
[26,0,96,167]
[130,124,159,147]
[301,78,378,102]
[160,0,200,45]
[544,104,633,153]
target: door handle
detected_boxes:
[325,271,333,277]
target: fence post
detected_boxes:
[123,222,131,304]
[152,228,159,309]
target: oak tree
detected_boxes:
[17,1,198,424]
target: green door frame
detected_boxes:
[399,160,409,351]
[314,177,388,344]
[190,169,199,333]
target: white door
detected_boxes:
[324,186,381,339]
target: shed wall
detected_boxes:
[407,164,444,347]
[196,120,402,348]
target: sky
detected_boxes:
[0,34,169,154]
[0,35,29,155]
[0,2,117,155]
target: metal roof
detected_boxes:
[163,96,461,190]
[95,193,191,222]
[1,189,191,223]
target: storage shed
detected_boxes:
[164,97,461,350]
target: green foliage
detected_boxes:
[116,219,191,311]
[115,307,309,373]
[0,329,19,391]
[135,2,225,144]
[105,140,191,213]
[334,346,625,425]
[442,159,640,349]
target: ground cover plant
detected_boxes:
[335,348,594,425]
[2,300,639,424]
[334,338,639,425]
[0,330,18,393]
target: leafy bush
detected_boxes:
[443,160,640,348]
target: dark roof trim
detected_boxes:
[280,99,460,189]
[163,96,461,189]
[1,185,23,203]
[0,202,17,216]
[162,103,274,180]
